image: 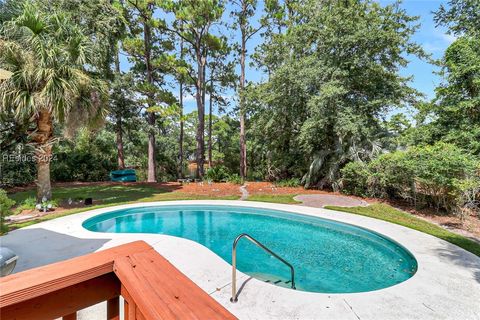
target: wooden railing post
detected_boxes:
[124,299,137,320]
[122,286,137,320]
[62,313,77,320]
[107,296,120,320]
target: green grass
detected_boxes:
[7,187,480,258]
[246,194,301,204]
[5,185,239,232]
[9,185,169,204]
[9,184,240,204]
[325,203,480,257]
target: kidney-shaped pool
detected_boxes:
[83,205,417,293]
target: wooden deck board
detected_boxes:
[0,241,149,307]
[115,250,237,319]
[0,241,237,320]
[1,273,120,320]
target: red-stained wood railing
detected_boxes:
[0,241,236,320]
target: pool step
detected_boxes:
[264,278,292,287]
[248,272,296,289]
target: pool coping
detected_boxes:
[5,200,480,319]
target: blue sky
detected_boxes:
[121,0,453,116]
[389,0,453,96]
[381,0,453,118]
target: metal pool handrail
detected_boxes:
[230,233,296,303]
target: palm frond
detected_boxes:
[0,1,107,127]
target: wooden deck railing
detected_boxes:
[0,241,237,320]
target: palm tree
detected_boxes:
[0,68,12,80]
[0,3,106,201]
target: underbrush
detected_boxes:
[0,189,15,234]
[340,143,480,218]
[274,178,302,188]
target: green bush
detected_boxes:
[275,178,302,188]
[339,162,371,197]
[452,177,480,219]
[50,129,117,182]
[341,143,480,214]
[0,189,15,234]
[51,149,116,182]
[0,189,15,215]
[0,149,36,187]
[227,174,243,185]
[204,166,229,182]
[247,170,265,181]
[15,197,37,212]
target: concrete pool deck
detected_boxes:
[1,200,479,320]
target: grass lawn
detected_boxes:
[6,185,239,232]
[8,184,240,204]
[5,187,480,258]
[246,194,301,204]
[326,203,480,257]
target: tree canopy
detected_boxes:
[246,0,424,188]
[0,0,479,215]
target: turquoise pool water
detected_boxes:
[83,205,417,293]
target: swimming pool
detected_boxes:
[83,205,417,293]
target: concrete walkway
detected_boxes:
[294,194,368,207]
[1,200,479,320]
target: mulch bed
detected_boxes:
[178,182,242,197]
[5,181,479,241]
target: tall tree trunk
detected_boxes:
[195,50,206,178]
[201,59,207,171]
[178,81,184,179]
[116,118,125,169]
[239,24,247,180]
[202,63,207,116]
[34,109,53,201]
[178,30,184,179]
[147,113,156,182]
[114,43,125,170]
[208,78,213,168]
[144,14,156,182]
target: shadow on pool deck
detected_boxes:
[435,241,480,284]
[0,228,110,273]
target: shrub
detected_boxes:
[0,189,15,234]
[340,143,480,214]
[246,170,265,182]
[275,178,301,188]
[36,198,59,212]
[204,166,229,182]
[452,177,480,220]
[368,151,417,200]
[15,197,37,212]
[50,129,117,182]
[0,148,36,187]
[340,162,370,197]
[227,174,243,185]
[51,150,116,182]
[0,189,15,215]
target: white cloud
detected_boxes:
[423,42,444,53]
[441,33,457,45]
[182,94,196,102]
[423,32,458,54]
